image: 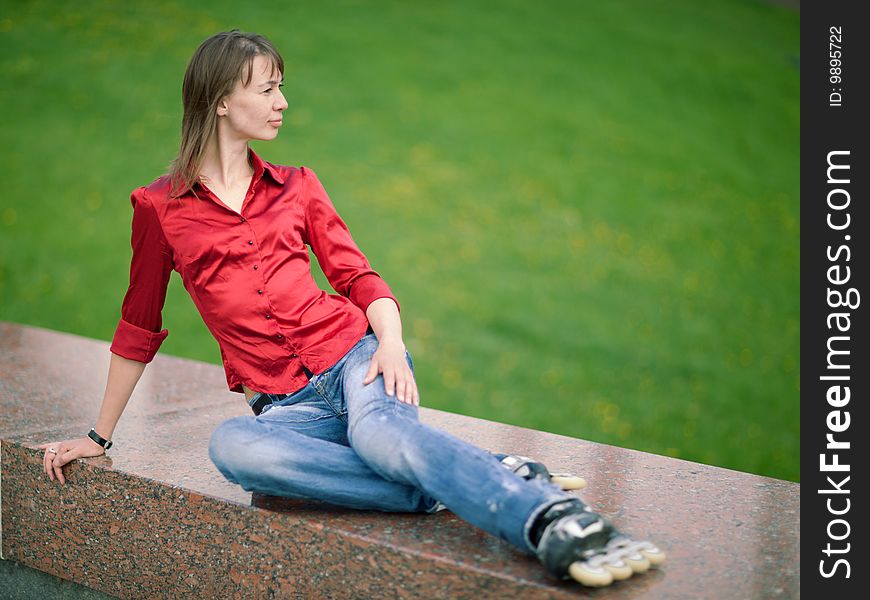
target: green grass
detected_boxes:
[0,0,799,481]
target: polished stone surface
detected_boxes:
[1,322,800,598]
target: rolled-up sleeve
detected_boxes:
[301,166,400,313]
[109,187,173,363]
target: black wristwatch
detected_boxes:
[88,428,113,450]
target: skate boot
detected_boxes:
[497,453,586,491]
[531,499,665,587]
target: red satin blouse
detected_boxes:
[109,148,398,395]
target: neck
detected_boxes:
[199,132,253,189]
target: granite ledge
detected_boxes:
[1,321,800,598]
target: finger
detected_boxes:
[394,368,408,402]
[383,367,396,397]
[397,366,415,405]
[395,376,407,404]
[411,378,420,406]
[402,369,416,405]
[53,448,73,485]
[43,449,54,480]
[46,445,65,481]
[363,358,380,385]
[54,463,65,484]
[59,449,78,465]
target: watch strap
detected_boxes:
[88,428,113,450]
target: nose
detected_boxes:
[275,88,289,112]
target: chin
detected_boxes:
[251,130,280,142]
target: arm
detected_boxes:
[301,168,417,405]
[363,297,419,406]
[40,353,146,483]
[40,187,173,482]
[302,167,400,313]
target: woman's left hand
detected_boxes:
[363,339,419,406]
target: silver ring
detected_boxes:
[48,448,58,454]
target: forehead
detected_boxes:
[245,54,281,86]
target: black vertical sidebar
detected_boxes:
[802,1,869,597]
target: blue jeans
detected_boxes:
[208,333,571,553]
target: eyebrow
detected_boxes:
[261,79,284,87]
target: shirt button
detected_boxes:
[240,217,246,223]
[265,314,271,319]
[257,289,264,295]
[248,240,254,245]
[276,333,284,340]
[290,352,298,358]
[253,265,259,270]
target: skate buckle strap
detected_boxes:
[501,455,549,479]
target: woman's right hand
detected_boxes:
[38,437,105,484]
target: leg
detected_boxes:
[335,337,666,586]
[208,382,437,513]
[335,334,572,554]
[493,453,587,490]
[531,499,666,586]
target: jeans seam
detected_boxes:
[313,384,345,417]
[259,409,338,424]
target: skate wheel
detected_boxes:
[568,562,614,587]
[603,560,633,580]
[640,547,666,566]
[624,554,651,573]
[550,474,587,490]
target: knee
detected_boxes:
[347,396,405,450]
[208,416,254,478]
[348,403,419,477]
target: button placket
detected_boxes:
[245,227,278,344]
[240,198,286,351]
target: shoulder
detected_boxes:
[129,175,173,207]
[264,161,307,186]
[144,174,172,192]
[262,162,325,194]
[295,165,327,188]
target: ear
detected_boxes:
[216,98,229,117]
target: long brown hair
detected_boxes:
[168,30,284,197]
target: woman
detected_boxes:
[38,30,662,587]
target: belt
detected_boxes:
[251,393,286,416]
[250,365,314,416]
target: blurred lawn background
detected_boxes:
[0,0,799,480]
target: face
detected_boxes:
[217,54,288,142]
